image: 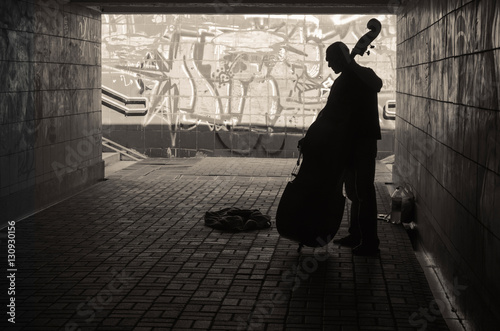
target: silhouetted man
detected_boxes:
[320,42,382,256]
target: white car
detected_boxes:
[383,100,396,120]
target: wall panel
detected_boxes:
[0,0,104,224]
[101,14,397,158]
[395,0,500,329]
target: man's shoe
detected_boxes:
[352,244,380,257]
[333,235,360,247]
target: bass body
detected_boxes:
[276,115,348,250]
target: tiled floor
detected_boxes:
[1,157,449,330]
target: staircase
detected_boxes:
[102,137,148,176]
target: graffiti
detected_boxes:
[102,14,397,156]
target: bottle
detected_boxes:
[401,187,415,223]
[391,187,403,224]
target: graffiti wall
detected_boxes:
[102,14,396,158]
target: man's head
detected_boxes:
[326,42,351,74]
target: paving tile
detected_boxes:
[0,157,450,330]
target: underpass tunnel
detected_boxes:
[1,0,499,329]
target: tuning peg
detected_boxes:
[366,51,371,56]
[370,45,375,48]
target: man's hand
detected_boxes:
[298,138,305,149]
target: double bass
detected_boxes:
[275,18,382,252]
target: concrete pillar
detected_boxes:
[0,0,103,224]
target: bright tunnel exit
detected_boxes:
[101,14,396,158]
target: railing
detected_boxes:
[102,86,148,116]
[102,137,148,161]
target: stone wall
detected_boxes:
[395,0,499,329]
[0,0,103,224]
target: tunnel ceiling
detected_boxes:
[70,0,401,14]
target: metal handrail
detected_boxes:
[102,86,148,116]
[102,137,147,161]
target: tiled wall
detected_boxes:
[101,14,397,158]
[395,0,499,328]
[0,0,103,223]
